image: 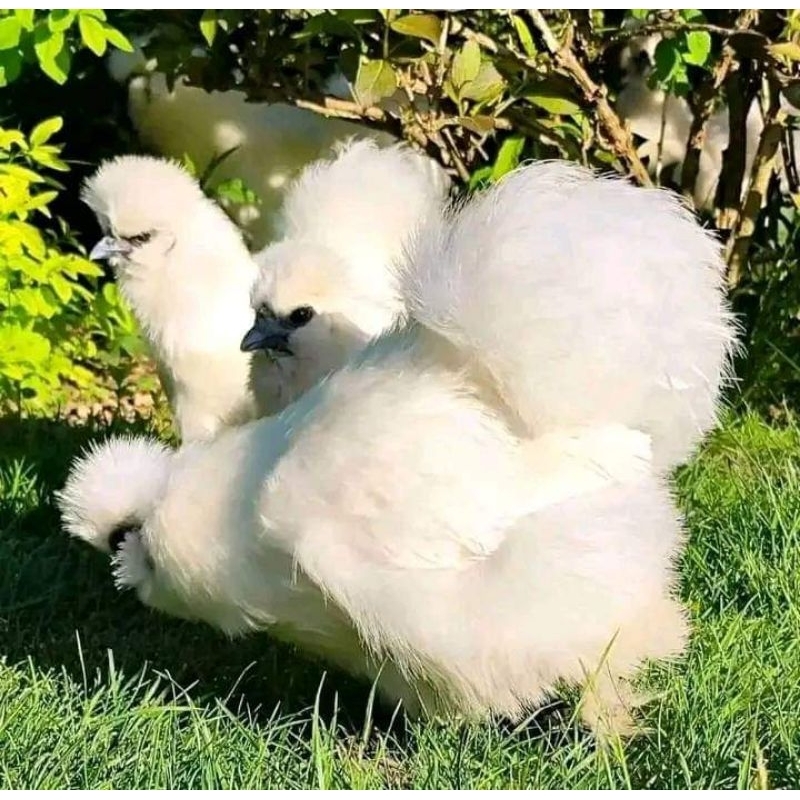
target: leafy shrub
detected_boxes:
[0,118,146,416]
[0,9,132,87]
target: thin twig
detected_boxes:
[603,20,768,49]
[526,9,653,186]
[441,126,471,182]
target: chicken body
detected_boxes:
[59,329,685,733]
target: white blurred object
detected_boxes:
[617,33,799,209]
[108,45,396,249]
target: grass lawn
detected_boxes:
[1,411,800,789]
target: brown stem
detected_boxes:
[726,79,787,289]
[716,64,757,231]
[527,9,653,186]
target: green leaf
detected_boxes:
[0,15,22,49]
[27,146,69,172]
[0,48,22,86]
[78,13,107,56]
[468,164,493,190]
[180,152,197,178]
[683,30,711,67]
[335,9,380,25]
[389,13,442,45]
[49,272,73,304]
[511,14,536,57]
[102,25,133,53]
[214,177,260,206]
[451,40,481,90]
[457,115,495,136]
[34,25,69,84]
[0,163,46,183]
[29,116,62,147]
[680,9,705,22]
[199,10,218,46]
[14,287,59,318]
[78,9,106,21]
[491,134,525,181]
[653,37,684,84]
[629,9,649,20]
[15,10,35,31]
[22,189,57,213]
[459,61,505,103]
[525,80,582,116]
[0,128,25,149]
[46,9,75,33]
[531,96,582,115]
[354,59,396,107]
[0,325,51,367]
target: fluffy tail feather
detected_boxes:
[404,161,740,469]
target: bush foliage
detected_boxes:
[0,117,145,414]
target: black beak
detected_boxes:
[240,315,293,355]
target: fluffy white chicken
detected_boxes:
[243,139,450,413]
[58,364,684,735]
[59,163,693,737]
[108,46,396,249]
[82,155,263,442]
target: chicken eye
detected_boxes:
[288,306,315,328]
[125,231,153,247]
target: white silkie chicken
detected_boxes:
[243,139,450,414]
[246,157,738,473]
[108,46,396,249]
[82,155,264,442]
[59,163,694,738]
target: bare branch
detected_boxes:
[726,78,788,288]
[681,10,759,204]
[526,9,653,187]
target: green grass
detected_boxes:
[2,412,800,788]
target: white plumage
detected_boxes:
[256,156,737,472]
[82,155,263,442]
[59,161,698,736]
[406,160,738,471]
[244,139,450,413]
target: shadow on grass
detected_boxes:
[0,415,402,736]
